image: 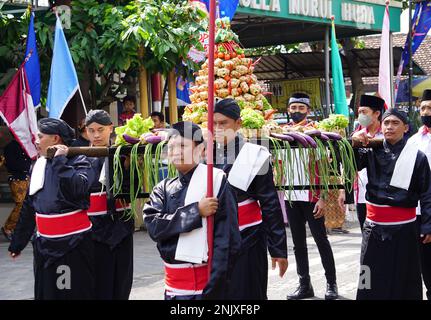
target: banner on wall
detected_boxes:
[269,78,322,111]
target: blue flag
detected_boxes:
[198,0,239,20]
[47,16,82,119]
[401,2,431,69]
[24,12,41,108]
[395,2,431,99]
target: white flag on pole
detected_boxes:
[378,2,392,109]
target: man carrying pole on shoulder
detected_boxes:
[353,108,431,300]
[9,118,95,300]
[213,98,288,300]
[85,109,134,300]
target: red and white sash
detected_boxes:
[238,198,262,231]
[88,192,131,216]
[366,202,416,225]
[36,209,92,238]
[164,262,208,296]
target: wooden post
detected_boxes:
[168,71,178,124]
[151,73,162,112]
[138,47,149,118]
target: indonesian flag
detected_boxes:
[0,66,38,159]
[378,2,392,110]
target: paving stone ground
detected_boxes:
[0,217,426,300]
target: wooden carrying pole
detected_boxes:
[351,138,383,148]
[46,146,109,159]
[46,138,385,160]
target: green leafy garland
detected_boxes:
[111,141,169,220]
[112,135,356,217]
[269,137,357,203]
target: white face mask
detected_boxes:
[358,114,372,127]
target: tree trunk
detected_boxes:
[342,38,364,117]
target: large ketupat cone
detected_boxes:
[183,17,277,132]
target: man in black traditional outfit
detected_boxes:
[353,108,431,300]
[143,121,241,300]
[85,110,134,300]
[213,98,288,300]
[9,118,95,300]
[408,89,431,300]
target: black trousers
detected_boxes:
[356,203,367,232]
[227,229,268,300]
[94,233,134,300]
[285,201,336,285]
[416,215,431,300]
[34,233,95,300]
[357,221,422,300]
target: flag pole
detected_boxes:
[206,0,216,278]
[409,0,413,113]
[77,87,87,115]
[324,25,330,117]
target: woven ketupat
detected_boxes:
[323,183,345,229]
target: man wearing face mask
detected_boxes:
[338,95,385,232]
[283,93,338,300]
[283,93,317,129]
[407,89,431,300]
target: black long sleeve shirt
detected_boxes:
[214,135,288,259]
[355,138,431,235]
[88,157,134,249]
[9,155,94,267]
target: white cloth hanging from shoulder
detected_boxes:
[228,142,271,192]
[175,163,225,264]
[389,139,419,191]
[29,156,47,195]
[99,161,106,186]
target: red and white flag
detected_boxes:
[378,2,392,110]
[0,66,38,159]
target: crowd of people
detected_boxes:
[1,90,431,301]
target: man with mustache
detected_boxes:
[353,108,431,300]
